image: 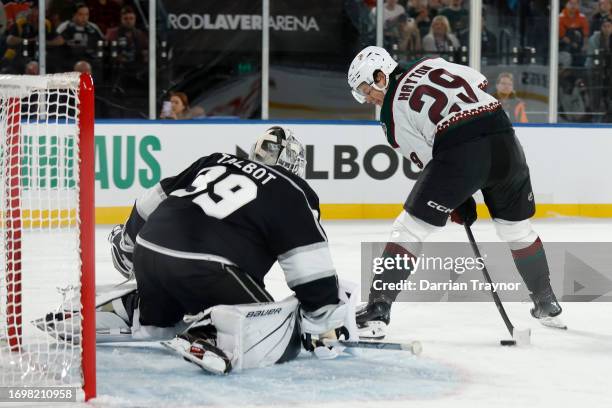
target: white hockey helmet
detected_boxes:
[249,126,307,178]
[347,46,398,103]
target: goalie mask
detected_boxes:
[347,46,398,103]
[249,126,306,178]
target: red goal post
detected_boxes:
[0,73,95,401]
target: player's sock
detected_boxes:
[368,242,415,304]
[358,242,415,338]
[510,237,562,318]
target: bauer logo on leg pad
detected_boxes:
[245,308,282,318]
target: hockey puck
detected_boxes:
[500,340,516,346]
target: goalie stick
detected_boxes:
[323,339,422,356]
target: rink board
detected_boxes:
[91,121,612,222]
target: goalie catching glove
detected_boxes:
[108,224,135,280]
[300,302,351,359]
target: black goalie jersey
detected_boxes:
[123,152,338,311]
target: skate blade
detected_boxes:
[538,316,568,330]
[161,337,230,374]
[358,321,387,340]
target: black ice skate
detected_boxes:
[530,288,567,330]
[356,300,391,340]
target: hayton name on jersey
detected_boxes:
[396,64,434,101]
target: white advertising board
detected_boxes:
[92,121,612,220]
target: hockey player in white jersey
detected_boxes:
[347,46,564,338]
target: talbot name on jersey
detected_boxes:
[397,65,434,101]
[217,153,278,185]
[246,308,282,318]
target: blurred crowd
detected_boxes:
[0,0,610,122]
[372,0,611,122]
[557,0,611,122]
[0,0,150,118]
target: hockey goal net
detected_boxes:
[0,73,95,400]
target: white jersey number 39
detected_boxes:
[170,166,257,219]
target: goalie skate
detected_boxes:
[32,310,80,344]
[161,335,232,375]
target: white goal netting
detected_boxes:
[0,73,87,392]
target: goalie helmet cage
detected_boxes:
[0,73,95,401]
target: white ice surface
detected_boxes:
[85,219,612,407]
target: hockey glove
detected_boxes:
[301,327,350,359]
[108,224,135,280]
[450,197,477,227]
[300,303,349,359]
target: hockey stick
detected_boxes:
[323,339,422,356]
[465,225,530,345]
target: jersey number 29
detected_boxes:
[170,166,257,219]
[409,68,479,124]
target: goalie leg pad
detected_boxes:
[182,297,302,372]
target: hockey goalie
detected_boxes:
[36,127,357,374]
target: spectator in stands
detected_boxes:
[86,0,124,34]
[558,68,592,122]
[428,0,444,13]
[438,0,468,33]
[385,13,422,58]
[57,2,105,65]
[48,0,78,29]
[397,14,421,55]
[2,6,63,73]
[24,60,38,75]
[106,5,147,65]
[422,15,459,56]
[587,17,612,67]
[160,92,192,120]
[590,0,611,35]
[458,14,497,64]
[559,0,589,67]
[586,18,612,121]
[407,0,437,39]
[384,0,406,23]
[74,59,92,74]
[3,1,31,30]
[492,72,528,123]
[6,5,64,48]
